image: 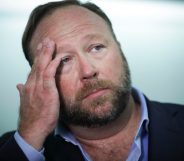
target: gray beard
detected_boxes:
[58,49,131,128]
[59,71,131,128]
[59,89,131,128]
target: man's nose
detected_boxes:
[78,56,98,81]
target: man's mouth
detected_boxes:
[83,88,109,100]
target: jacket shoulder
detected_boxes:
[0,131,28,161]
[147,99,184,120]
[0,131,15,146]
[146,99,184,161]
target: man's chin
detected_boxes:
[81,100,114,114]
[81,92,114,108]
[59,89,129,128]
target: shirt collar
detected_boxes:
[55,87,149,138]
[127,87,149,161]
[132,87,149,139]
[55,123,91,161]
[55,87,149,160]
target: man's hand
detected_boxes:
[17,38,62,150]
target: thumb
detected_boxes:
[16,84,24,97]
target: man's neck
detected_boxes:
[68,95,141,161]
[69,95,141,140]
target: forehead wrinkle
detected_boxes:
[55,24,109,54]
[54,23,97,41]
[83,34,110,44]
[30,5,113,59]
[57,45,73,54]
[30,23,94,58]
[56,33,110,55]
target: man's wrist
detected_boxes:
[14,131,45,161]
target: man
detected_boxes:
[0,1,184,161]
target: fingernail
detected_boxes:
[43,37,50,45]
[43,37,54,48]
[37,43,42,50]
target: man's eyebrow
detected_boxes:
[57,34,108,54]
[83,34,107,42]
[57,44,73,54]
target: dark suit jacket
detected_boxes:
[0,98,184,161]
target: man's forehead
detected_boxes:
[33,5,108,38]
[30,5,112,57]
[43,5,104,24]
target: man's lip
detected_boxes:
[83,88,109,99]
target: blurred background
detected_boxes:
[0,0,184,135]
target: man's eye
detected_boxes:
[60,57,70,65]
[90,44,105,53]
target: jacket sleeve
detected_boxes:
[0,131,28,161]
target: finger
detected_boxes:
[17,84,24,97]
[42,54,63,90]
[35,38,55,74]
[26,50,40,85]
[35,38,56,87]
[24,63,38,95]
[26,62,37,82]
[22,41,44,95]
[26,38,55,90]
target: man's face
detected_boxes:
[30,6,131,127]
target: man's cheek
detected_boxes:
[60,80,75,99]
